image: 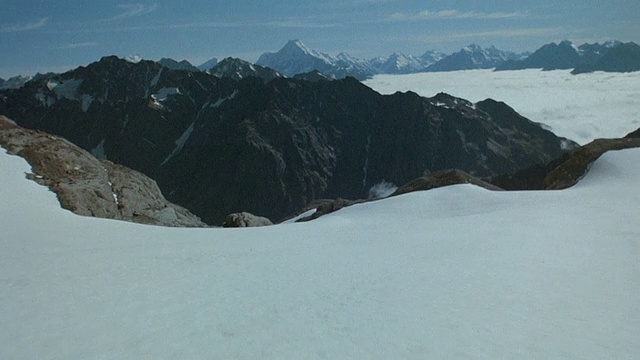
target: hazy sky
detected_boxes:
[1,0,638,77]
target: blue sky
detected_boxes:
[1,0,638,78]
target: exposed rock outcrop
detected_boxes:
[544,136,640,190]
[392,169,502,196]
[223,212,273,227]
[0,115,206,227]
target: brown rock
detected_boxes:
[223,212,273,227]
[0,115,207,227]
[544,137,640,190]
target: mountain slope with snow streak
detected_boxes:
[1,147,639,359]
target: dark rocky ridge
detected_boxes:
[487,129,640,191]
[206,57,283,81]
[544,136,640,190]
[0,115,206,227]
[289,130,640,223]
[496,40,623,72]
[0,56,575,224]
[393,169,502,196]
[572,42,640,74]
[158,58,201,72]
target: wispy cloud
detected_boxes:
[0,17,49,32]
[102,3,158,21]
[385,27,567,44]
[51,42,99,50]
[391,9,527,21]
[53,17,339,33]
[261,19,340,29]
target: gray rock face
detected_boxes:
[0,115,206,227]
[223,212,273,227]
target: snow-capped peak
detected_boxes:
[281,39,335,64]
[462,44,483,53]
[125,54,143,64]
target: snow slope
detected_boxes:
[1,147,639,359]
[364,69,640,145]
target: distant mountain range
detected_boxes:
[427,44,526,72]
[205,57,283,82]
[571,42,640,74]
[258,39,639,78]
[2,39,638,90]
[0,56,574,224]
[256,39,526,78]
[496,40,623,71]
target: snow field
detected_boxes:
[1,145,639,359]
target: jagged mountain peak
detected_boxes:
[207,57,283,81]
[0,75,33,90]
[158,58,200,72]
[462,44,484,52]
[278,39,335,64]
[197,57,219,71]
[258,40,367,78]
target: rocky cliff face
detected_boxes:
[0,116,206,227]
[0,56,576,224]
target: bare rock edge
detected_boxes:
[288,129,640,223]
[0,115,207,227]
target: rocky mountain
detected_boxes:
[0,56,575,224]
[496,40,622,71]
[420,50,447,66]
[257,40,531,78]
[293,70,331,82]
[257,39,337,77]
[206,57,283,81]
[427,44,523,72]
[158,58,200,72]
[197,57,219,71]
[571,42,640,74]
[256,40,376,80]
[0,75,32,90]
[0,115,206,227]
[370,52,426,74]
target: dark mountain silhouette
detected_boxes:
[158,58,201,72]
[0,56,575,224]
[572,42,640,74]
[206,57,283,81]
[496,40,622,72]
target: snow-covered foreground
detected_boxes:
[364,69,640,145]
[1,147,639,359]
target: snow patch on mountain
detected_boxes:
[152,87,180,102]
[50,79,83,100]
[211,90,238,108]
[81,94,94,112]
[160,122,195,166]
